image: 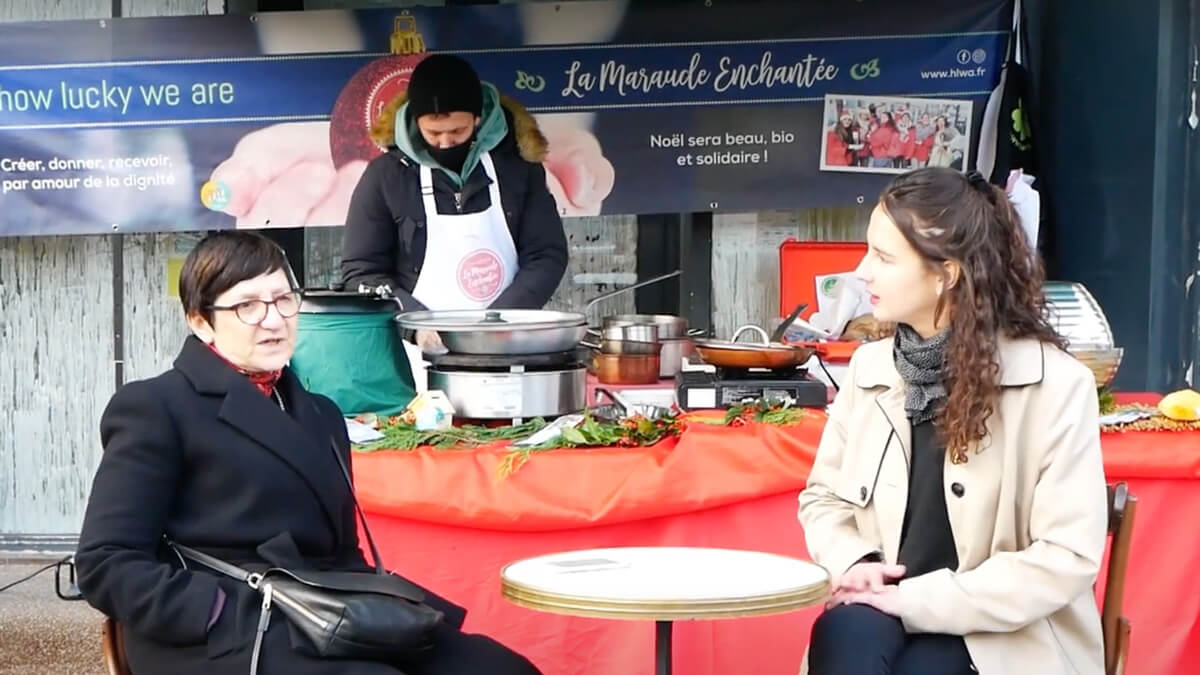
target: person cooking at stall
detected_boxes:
[340,54,568,371]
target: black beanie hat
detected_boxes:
[406,54,483,120]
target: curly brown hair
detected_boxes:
[880,168,1064,463]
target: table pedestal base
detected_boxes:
[656,620,672,675]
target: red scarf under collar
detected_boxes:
[206,343,282,397]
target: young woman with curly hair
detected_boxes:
[798,167,1107,675]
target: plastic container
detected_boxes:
[778,240,868,320]
[777,240,870,365]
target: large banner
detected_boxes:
[0,0,1011,236]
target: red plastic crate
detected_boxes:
[778,240,868,319]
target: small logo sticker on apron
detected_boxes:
[457,249,505,301]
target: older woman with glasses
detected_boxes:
[75,231,540,675]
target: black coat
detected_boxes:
[339,98,567,312]
[74,338,540,675]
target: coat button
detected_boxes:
[951,482,966,498]
[859,486,868,501]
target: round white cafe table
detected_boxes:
[500,546,831,675]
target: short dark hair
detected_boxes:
[179,231,293,322]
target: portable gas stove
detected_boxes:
[675,365,829,411]
[426,349,588,422]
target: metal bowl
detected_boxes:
[396,309,587,355]
[1045,282,1114,350]
[589,403,673,422]
[1043,282,1123,387]
[1072,347,1124,388]
[591,387,674,421]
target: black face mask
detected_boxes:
[426,136,473,174]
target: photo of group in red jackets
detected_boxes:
[819,94,973,175]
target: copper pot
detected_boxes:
[581,338,662,356]
[592,353,661,384]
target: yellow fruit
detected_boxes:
[1158,389,1200,421]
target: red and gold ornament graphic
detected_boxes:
[328,14,429,168]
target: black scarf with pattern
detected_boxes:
[892,324,950,424]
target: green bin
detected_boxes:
[291,291,415,416]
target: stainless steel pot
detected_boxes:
[580,338,662,356]
[601,324,658,343]
[657,337,695,378]
[591,321,693,377]
[603,313,690,339]
[395,309,587,355]
[428,368,586,419]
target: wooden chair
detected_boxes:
[101,616,131,675]
[1103,482,1137,675]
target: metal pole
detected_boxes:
[655,620,673,675]
[110,0,123,391]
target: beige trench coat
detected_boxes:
[798,336,1107,675]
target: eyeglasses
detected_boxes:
[209,291,302,325]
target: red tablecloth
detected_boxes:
[352,395,1200,675]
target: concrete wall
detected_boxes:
[0,1,208,538]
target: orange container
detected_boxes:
[778,240,868,320]
[778,240,869,364]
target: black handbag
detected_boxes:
[170,435,444,674]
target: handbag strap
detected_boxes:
[168,541,274,675]
[291,388,389,577]
[170,541,256,584]
[326,435,388,577]
[305,391,389,578]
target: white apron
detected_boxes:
[404,152,518,391]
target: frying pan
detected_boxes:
[693,325,818,369]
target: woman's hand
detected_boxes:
[831,585,903,617]
[834,561,906,593]
[827,561,906,616]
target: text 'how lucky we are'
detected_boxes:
[0,80,237,116]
